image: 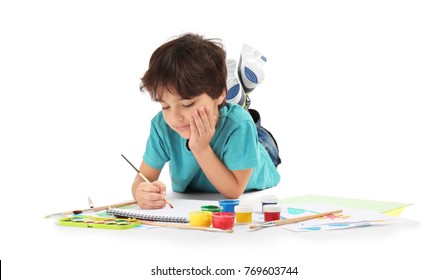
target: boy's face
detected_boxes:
[159,90,225,139]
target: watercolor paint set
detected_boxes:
[58,215,141,230]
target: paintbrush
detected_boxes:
[121,154,174,208]
[249,209,343,230]
[44,200,137,219]
[139,220,233,233]
[88,197,94,208]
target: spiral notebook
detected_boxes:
[107,208,188,223]
[106,199,219,224]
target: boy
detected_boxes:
[132,33,280,209]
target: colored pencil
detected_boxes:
[121,154,174,208]
[139,220,233,233]
[249,209,343,230]
[44,200,137,219]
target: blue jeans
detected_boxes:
[249,109,281,167]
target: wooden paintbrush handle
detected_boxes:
[249,209,343,230]
[273,209,343,226]
[139,220,233,233]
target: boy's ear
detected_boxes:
[213,89,226,107]
[216,89,226,105]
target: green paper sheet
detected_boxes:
[280,194,412,216]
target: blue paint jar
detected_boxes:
[218,199,240,213]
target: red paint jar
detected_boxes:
[263,205,282,222]
[212,212,235,230]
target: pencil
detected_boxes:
[44,200,137,219]
[121,154,174,208]
[139,220,233,233]
[249,209,343,230]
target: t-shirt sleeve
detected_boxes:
[143,118,169,170]
[223,120,260,170]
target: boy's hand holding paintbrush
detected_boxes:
[122,154,173,209]
[132,178,170,209]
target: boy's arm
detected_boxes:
[131,161,163,203]
[189,107,252,198]
[139,160,162,181]
[193,146,252,198]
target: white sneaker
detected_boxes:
[239,44,267,93]
[226,59,246,106]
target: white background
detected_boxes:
[1,0,446,279]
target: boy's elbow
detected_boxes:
[220,170,251,199]
[224,193,242,199]
[222,169,251,199]
[222,186,246,199]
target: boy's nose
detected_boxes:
[173,109,185,122]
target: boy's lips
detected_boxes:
[175,124,190,131]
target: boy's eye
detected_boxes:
[183,102,195,108]
[161,106,170,110]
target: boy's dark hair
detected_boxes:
[140,33,227,105]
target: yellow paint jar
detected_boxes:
[189,211,212,227]
[234,205,253,224]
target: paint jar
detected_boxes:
[200,205,223,213]
[263,205,282,222]
[212,212,235,230]
[218,199,240,213]
[189,211,212,227]
[261,195,278,212]
[234,205,253,224]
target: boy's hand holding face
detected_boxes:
[188,106,217,154]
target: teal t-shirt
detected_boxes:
[143,103,280,193]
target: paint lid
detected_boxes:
[261,195,278,203]
[263,204,282,213]
[200,205,223,212]
[218,199,240,206]
[234,205,253,213]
